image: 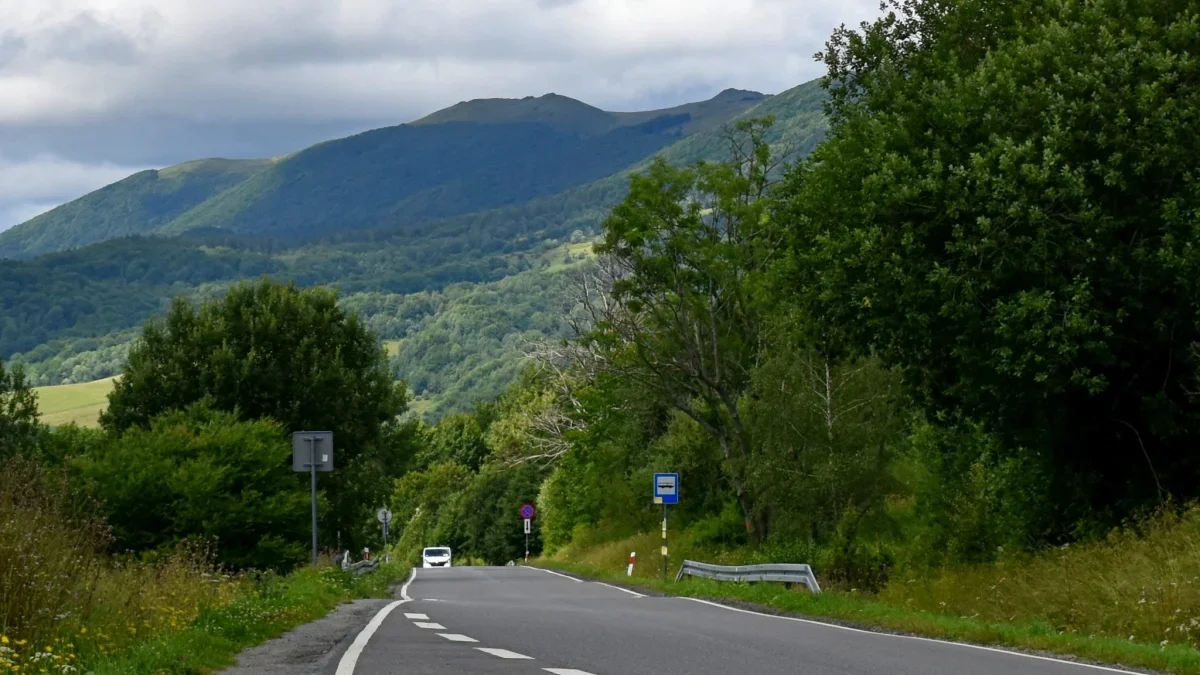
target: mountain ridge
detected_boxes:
[4,78,830,415]
[0,88,770,259]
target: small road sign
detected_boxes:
[292,431,334,472]
[377,508,393,524]
[524,518,531,534]
[653,473,679,505]
[519,503,536,520]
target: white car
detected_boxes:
[422,546,452,568]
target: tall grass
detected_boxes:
[0,455,406,673]
[881,504,1200,649]
[0,459,240,672]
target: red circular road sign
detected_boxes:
[519,503,536,519]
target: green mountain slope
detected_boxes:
[2,90,769,259]
[157,115,689,241]
[4,78,831,415]
[0,159,271,259]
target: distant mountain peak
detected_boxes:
[411,93,614,134]
[711,88,770,102]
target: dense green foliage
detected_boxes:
[389,382,549,565]
[2,280,416,574]
[74,405,309,569]
[0,360,40,460]
[784,0,1200,538]
[103,279,410,548]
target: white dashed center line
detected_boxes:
[403,613,428,620]
[436,633,478,642]
[476,648,534,659]
[543,670,596,675]
[413,621,446,629]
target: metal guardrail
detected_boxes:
[674,559,821,594]
[347,559,380,576]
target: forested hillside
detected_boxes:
[3,80,830,415]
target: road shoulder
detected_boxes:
[217,598,393,675]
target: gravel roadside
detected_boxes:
[217,597,392,675]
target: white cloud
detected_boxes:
[0,0,880,125]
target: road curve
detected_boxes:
[344,566,1149,675]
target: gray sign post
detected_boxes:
[377,508,393,563]
[293,431,334,567]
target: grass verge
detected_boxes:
[538,558,1200,675]
[1,564,406,675]
[89,564,404,675]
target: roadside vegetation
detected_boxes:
[0,281,415,673]
[386,0,1200,672]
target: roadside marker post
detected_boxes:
[519,503,536,562]
[653,473,679,582]
[293,431,334,567]
[627,551,636,577]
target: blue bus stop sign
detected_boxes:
[653,473,679,505]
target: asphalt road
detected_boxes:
[338,566,1148,675]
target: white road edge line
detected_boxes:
[413,621,446,629]
[437,633,478,643]
[334,568,416,675]
[684,598,1145,674]
[543,669,596,675]
[400,567,417,600]
[527,566,584,583]
[594,581,645,598]
[476,647,534,659]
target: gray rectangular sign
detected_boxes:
[292,431,334,472]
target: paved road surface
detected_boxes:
[343,566,1146,675]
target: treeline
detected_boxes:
[2,196,599,376]
[394,0,1200,583]
[0,280,414,667]
[2,279,416,572]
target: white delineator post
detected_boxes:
[627,551,636,576]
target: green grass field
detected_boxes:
[383,339,401,357]
[33,377,117,427]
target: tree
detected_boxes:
[784,0,1200,529]
[102,278,409,548]
[75,404,309,570]
[417,413,490,472]
[0,359,41,461]
[572,118,786,537]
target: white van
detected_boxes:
[422,546,452,568]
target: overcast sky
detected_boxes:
[0,0,880,232]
